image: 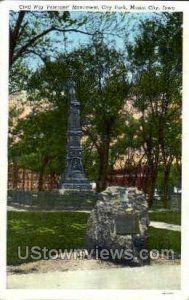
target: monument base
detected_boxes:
[60,182,92,192]
[57,188,98,210]
[60,169,92,192]
[86,186,150,266]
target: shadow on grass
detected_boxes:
[7,211,89,266]
[149,211,181,225]
[8,211,181,266]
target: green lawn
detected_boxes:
[148,227,181,257]
[7,211,181,266]
[149,211,181,225]
[7,211,89,266]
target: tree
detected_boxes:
[9,11,128,94]
[126,13,182,207]
[9,11,90,94]
[9,102,68,190]
[156,13,182,207]
[63,40,130,191]
[8,100,25,189]
[21,37,130,192]
[9,11,90,68]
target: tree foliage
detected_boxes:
[9,11,90,67]
[9,12,182,204]
[9,11,90,94]
[23,38,130,191]
[126,13,182,207]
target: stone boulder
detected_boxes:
[86,186,150,266]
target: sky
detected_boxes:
[11,11,159,72]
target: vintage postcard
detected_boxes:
[0,1,189,299]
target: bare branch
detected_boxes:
[82,127,100,152]
[11,26,54,66]
[10,25,93,67]
[53,27,93,36]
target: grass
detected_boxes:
[148,227,181,257]
[7,211,181,266]
[149,211,181,225]
[7,211,89,266]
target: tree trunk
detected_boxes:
[96,143,110,193]
[162,165,171,209]
[12,162,19,189]
[9,11,26,67]
[146,170,158,209]
[176,158,181,186]
[38,157,49,191]
[162,170,169,209]
[22,168,26,190]
[38,166,45,191]
[143,156,159,209]
[38,168,44,191]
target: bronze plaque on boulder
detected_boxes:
[115,213,139,235]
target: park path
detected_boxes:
[7,205,181,231]
[7,205,181,289]
[7,263,180,289]
[149,221,181,232]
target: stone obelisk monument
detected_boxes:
[60,80,92,191]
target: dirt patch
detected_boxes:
[7,257,124,274]
[7,255,180,275]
